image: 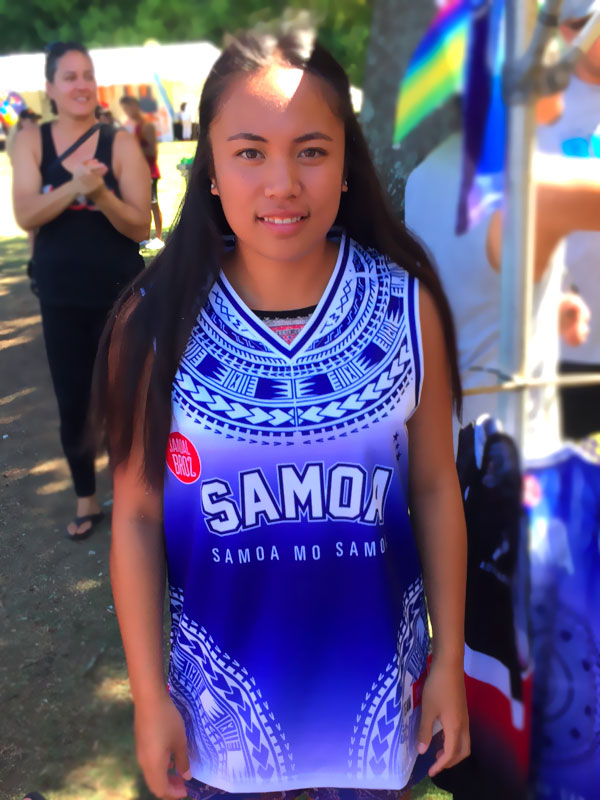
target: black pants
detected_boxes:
[559,360,600,439]
[40,303,110,498]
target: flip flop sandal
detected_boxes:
[65,511,106,542]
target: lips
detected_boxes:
[257,212,309,225]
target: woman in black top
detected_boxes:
[12,42,150,540]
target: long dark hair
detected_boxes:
[94,27,462,490]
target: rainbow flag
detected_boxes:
[456,0,506,233]
[393,0,470,146]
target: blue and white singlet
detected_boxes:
[163,234,430,793]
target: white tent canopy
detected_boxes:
[0,40,221,94]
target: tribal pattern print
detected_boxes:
[172,238,419,444]
[349,580,429,782]
[169,613,295,787]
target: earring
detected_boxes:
[342,178,349,192]
[210,181,216,190]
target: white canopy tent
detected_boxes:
[0,40,221,92]
[0,40,221,138]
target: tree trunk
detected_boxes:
[361,0,461,216]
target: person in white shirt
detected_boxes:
[537,0,600,438]
[178,101,192,140]
[405,118,600,459]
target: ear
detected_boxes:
[210,178,219,196]
[341,177,348,193]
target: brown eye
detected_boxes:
[299,148,327,159]
[238,149,264,160]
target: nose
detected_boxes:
[264,157,301,199]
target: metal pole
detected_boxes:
[497,0,539,453]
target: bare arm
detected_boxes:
[111,456,167,709]
[88,130,151,243]
[407,286,469,777]
[141,120,158,159]
[11,125,101,231]
[110,328,189,799]
[486,154,600,281]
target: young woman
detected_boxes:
[11,42,150,541]
[96,29,469,800]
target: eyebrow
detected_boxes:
[226,131,333,143]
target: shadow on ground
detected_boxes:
[0,236,448,800]
[0,235,157,800]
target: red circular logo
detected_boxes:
[167,432,201,484]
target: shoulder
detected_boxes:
[19,121,43,149]
[113,128,148,164]
[11,122,42,166]
[113,127,139,150]
[416,282,441,328]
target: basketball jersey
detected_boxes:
[163,234,429,793]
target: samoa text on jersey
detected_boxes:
[163,234,429,793]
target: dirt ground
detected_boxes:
[0,146,448,800]
[0,143,192,800]
[0,232,151,800]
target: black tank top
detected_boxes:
[33,122,144,307]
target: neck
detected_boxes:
[223,238,339,311]
[54,114,97,134]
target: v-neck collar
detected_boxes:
[215,233,351,358]
[49,121,102,178]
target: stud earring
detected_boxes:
[342,178,349,192]
[210,181,216,190]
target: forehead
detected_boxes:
[56,51,94,73]
[211,65,343,137]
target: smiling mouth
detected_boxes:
[258,215,308,225]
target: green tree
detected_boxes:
[0,0,372,86]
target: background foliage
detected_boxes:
[0,0,372,85]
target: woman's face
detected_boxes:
[46,50,97,119]
[208,64,347,266]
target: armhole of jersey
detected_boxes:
[39,121,53,175]
[406,274,424,421]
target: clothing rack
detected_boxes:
[464,373,600,397]
[492,0,600,449]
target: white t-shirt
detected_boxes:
[537,76,600,367]
[405,135,563,459]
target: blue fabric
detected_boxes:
[163,237,430,793]
[525,445,600,800]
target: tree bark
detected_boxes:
[361,0,461,216]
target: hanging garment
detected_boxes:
[524,443,600,800]
[434,415,532,800]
